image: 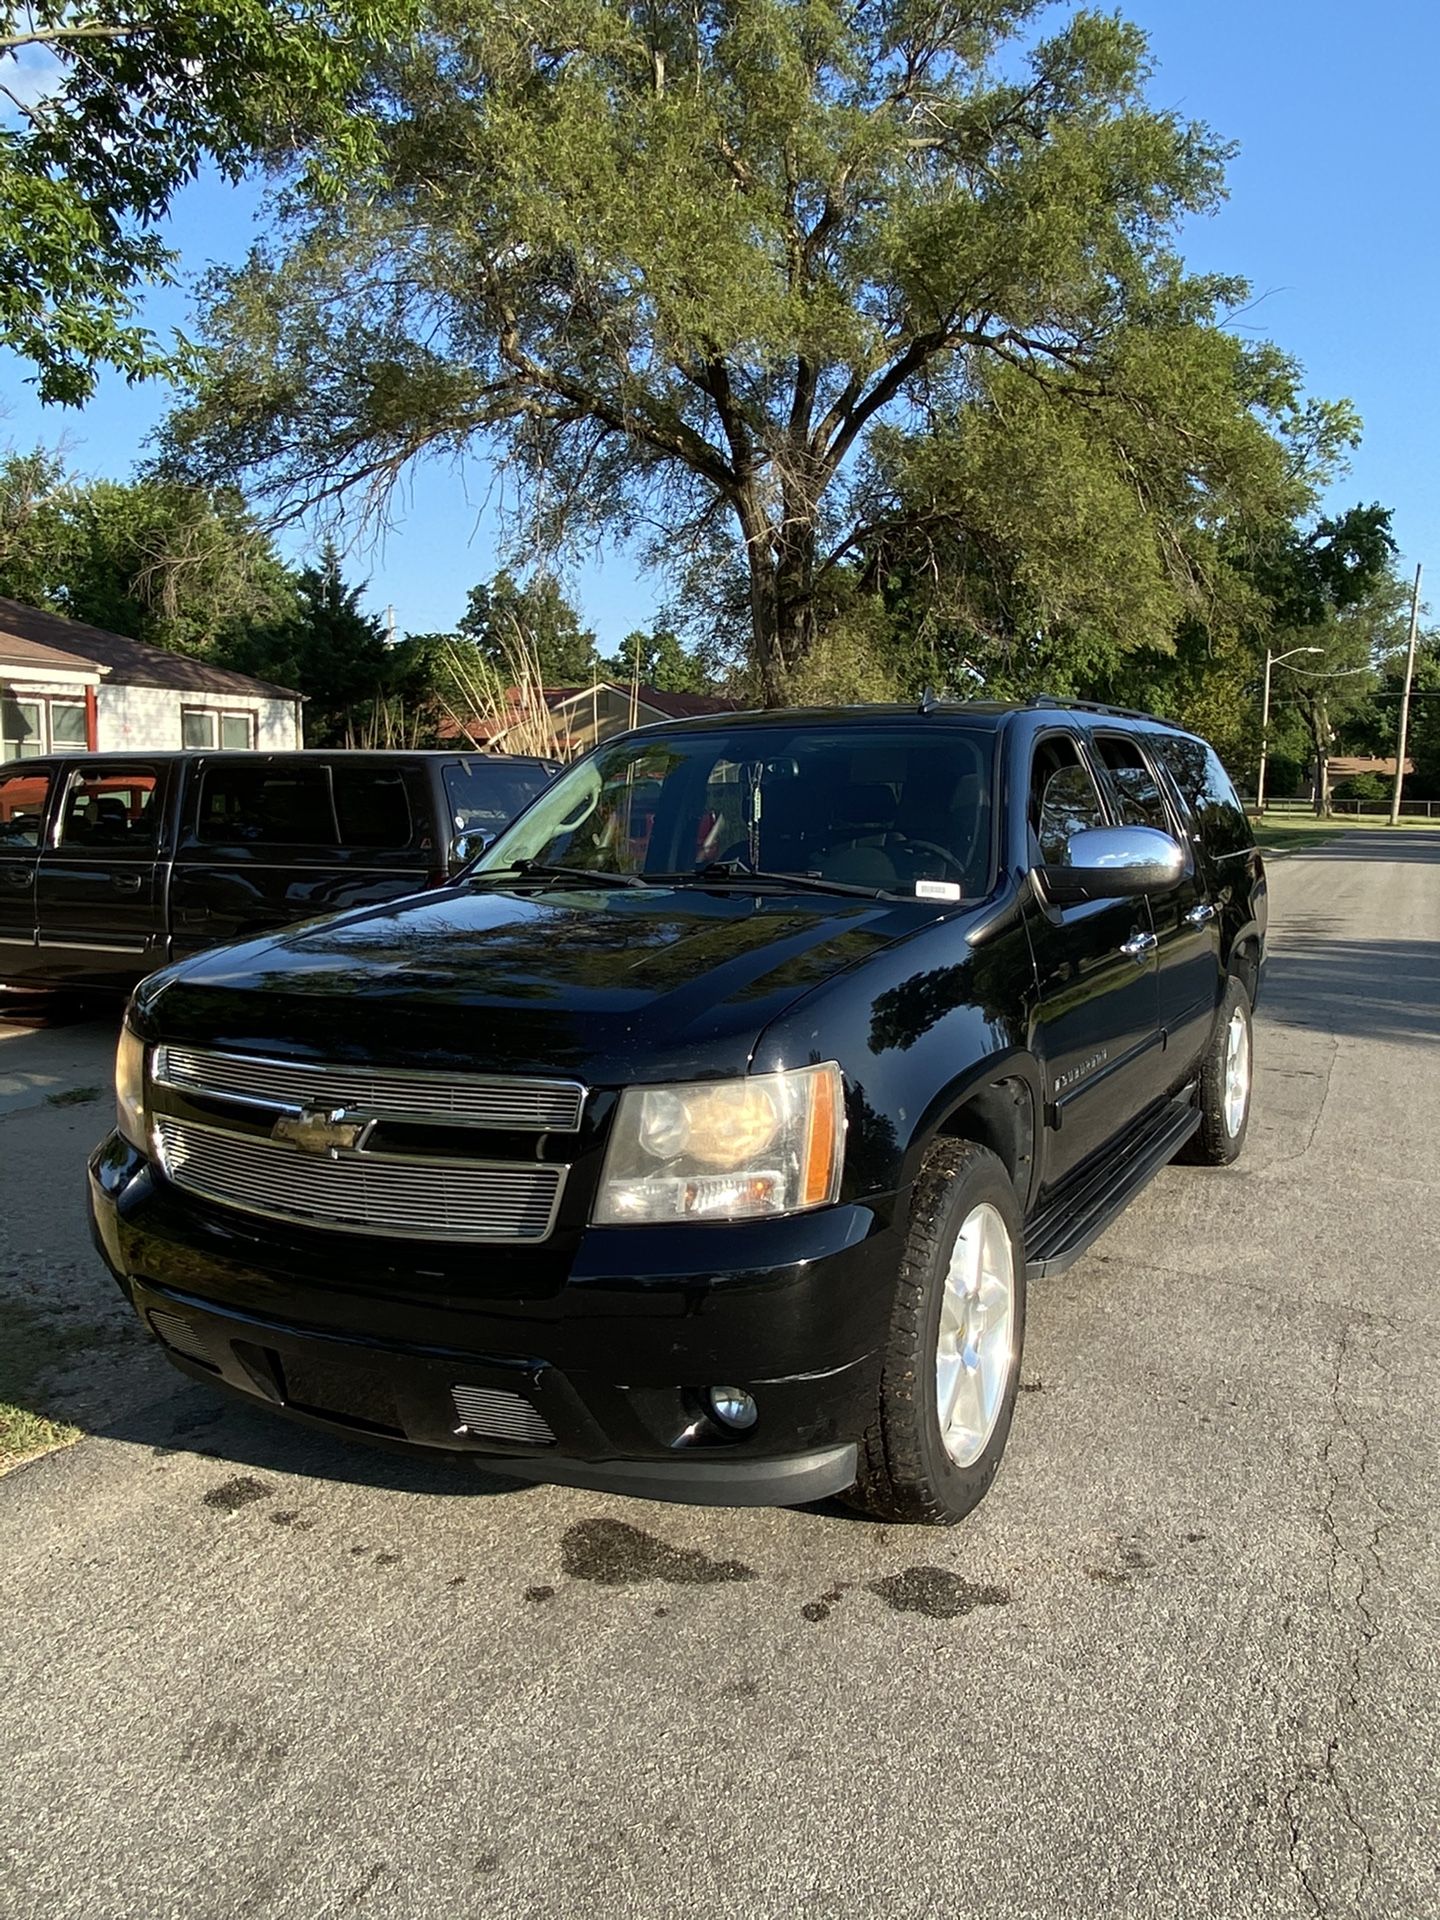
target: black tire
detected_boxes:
[848,1139,1027,1526]
[1178,975,1253,1166]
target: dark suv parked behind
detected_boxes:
[90,700,1266,1524]
[0,748,558,991]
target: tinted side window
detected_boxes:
[1092,734,1171,832]
[332,767,414,849]
[443,761,554,835]
[0,767,51,847]
[1028,736,1107,865]
[1151,735,1253,859]
[196,765,337,845]
[57,768,161,850]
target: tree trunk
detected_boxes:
[1307,696,1332,817]
[741,501,819,707]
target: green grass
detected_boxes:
[0,1404,80,1469]
[1255,813,1438,855]
[0,1298,134,1474]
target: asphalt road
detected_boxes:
[2,832,1438,1920]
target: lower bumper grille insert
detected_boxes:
[452,1385,555,1447]
[148,1309,219,1370]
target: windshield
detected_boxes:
[476,724,994,898]
[444,759,556,835]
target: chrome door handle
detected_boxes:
[1185,901,1218,926]
[1120,931,1158,960]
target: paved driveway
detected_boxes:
[2,834,1437,1920]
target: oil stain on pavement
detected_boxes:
[201,1476,272,1513]
[559,1518,756,1587]
[868,1567,1011,1619]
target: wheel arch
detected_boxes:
[1227,921,1264,1009]
[904,1054,1043,1214]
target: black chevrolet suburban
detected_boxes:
[0,748,558,991]
[89,701,1266,1525]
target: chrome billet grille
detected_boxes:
[154,1117,565,1243]
[154,1046,585,1133]
[452,1385,555,1447]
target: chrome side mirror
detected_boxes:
[1037,825,1185,904]
[451,829,494,868]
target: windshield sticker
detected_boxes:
[915,880,962,902]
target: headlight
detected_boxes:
[594,1063,844,1224]
[115,1023,148,1150]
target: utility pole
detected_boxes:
[1389,563,1423,827]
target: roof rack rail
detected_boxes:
[1026,692,1167,725]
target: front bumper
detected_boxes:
[89,1135,903,1508]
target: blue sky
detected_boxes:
[1,0,1434,646]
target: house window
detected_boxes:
[182,707,256,750]
[1,696,45,761]
[50,701,88,747]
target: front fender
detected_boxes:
[753,900,1040,1211]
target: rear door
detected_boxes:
[1091,730,1219,1084]
[1022,731,1164,1186]
[0,762,54,981]
[34,760,171,985]
[168,756,431,956]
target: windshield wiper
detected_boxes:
[667,860,894,902]
[475,860,650,890]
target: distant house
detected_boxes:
[1324,755,1411,782]
[0,597,303,761]
[457,680,742,758]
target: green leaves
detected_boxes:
[158,0,1347,700]
[0,0,419,402]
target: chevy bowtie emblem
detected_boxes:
[271,1106,368,1157]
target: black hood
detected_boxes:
[139,882,927,1082]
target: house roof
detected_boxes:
[543,682,741,720]
[0,596,300,700]
[1329,754,1411,778]
[0,628,105,677]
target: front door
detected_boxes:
[0,763,54,983]
[1022,735,1163,1188]
[34,761,171,985]
[1091,731,1219,1086]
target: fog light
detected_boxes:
[709,1386,758,1431]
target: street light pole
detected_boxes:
[1256,645,1324,816]
[1256,650,1275,816]
[1389,563,1423,828]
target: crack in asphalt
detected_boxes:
[1284,1317,1391,1917]
[1259,1033,1342,1173]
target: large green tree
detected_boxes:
[0,0,417,403]
[601,625,713,693]
[217,541,392,738]
[1248,505,1403,815]
[458,569,600,685]
[161,0,1342,702]
[0,447,298,652]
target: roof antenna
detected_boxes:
[918,686,941,714]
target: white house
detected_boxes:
[0,596,303,760]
